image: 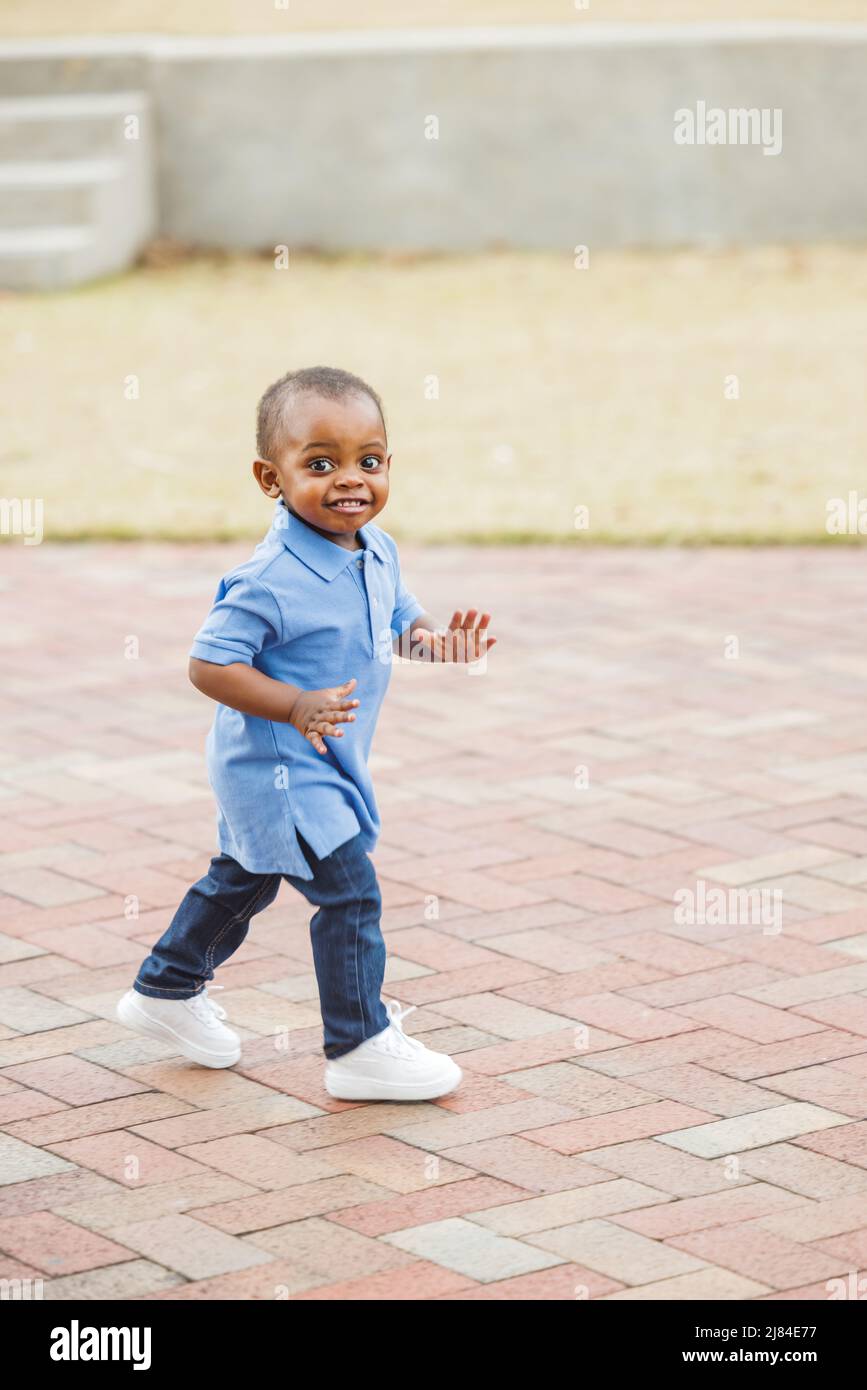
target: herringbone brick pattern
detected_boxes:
[1,542,866,1300]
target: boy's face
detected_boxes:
[254,391,390,548]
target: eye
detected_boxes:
[360,456,382,470]
[308,458,334,473]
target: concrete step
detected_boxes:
[0,92,149,161]
[0,158,124,229]
[0,44,146,99]
[0,90,155,289]
[0,225,98,290]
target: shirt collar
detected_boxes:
[270,498,387,579]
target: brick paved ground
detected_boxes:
[1,541,867,1301]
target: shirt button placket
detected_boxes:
[361,551,378,653]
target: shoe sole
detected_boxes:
[116,993,241,1070]
[323,1064,462,1102]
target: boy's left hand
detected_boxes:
[410,609,497,663]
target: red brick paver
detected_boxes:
[2,543,867,1300]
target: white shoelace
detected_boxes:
[188,985,228,1027]
[383,999,425,1058]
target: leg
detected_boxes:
[283,833,390,1059]
[134,854,282,999]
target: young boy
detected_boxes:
[117,366,496,1101]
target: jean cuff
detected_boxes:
[133,981,205,1001]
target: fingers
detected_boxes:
[419,618,495,662]
[443,610,494,657]
[319,707,358,726]
[469,614,493,646]
[328,682,360,708]
[448,609,491,632]
[303,679,362,754]
[322,705,357,725]
[305,718,344,754]
[466,610,495,632]
[315,717,347,737]
[454,612,496,661]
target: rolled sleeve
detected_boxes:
[190,572,283,667]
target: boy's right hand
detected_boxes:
[288,678,360,755]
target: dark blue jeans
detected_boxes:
[133,831,390,1059]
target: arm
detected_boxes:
[392,610,440,661]
[188,657,301,722]
[189,572,359,755]
[188,659,359,755]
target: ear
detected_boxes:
[252,458,282,498]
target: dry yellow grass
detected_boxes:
[1,244,865,543]
[4,0,867,37]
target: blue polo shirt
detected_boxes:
[189,499,425,879]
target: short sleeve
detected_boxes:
[389,553,425,640]
[189,572,283,666]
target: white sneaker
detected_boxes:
[324,1000,462,1101]
[116,985,241,1069]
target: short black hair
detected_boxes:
[256,366,386,461]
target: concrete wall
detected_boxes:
[1,25,865,251]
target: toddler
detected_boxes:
[117,366,496,1101]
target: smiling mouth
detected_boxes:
[327,500,370,511]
